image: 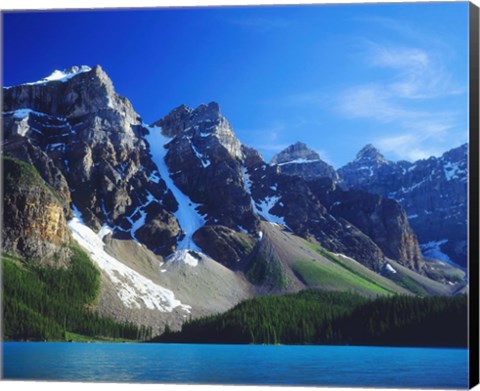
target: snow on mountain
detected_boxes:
[421,240,455,265]
[242,166,288,228]
[277,158,321,166]
[68,206,191,313]
[26,66,92,86]
[145,125,206,251]
[385,263,397,274]
[271,142,339,181]
[443,161,466,181]
[165,249,202,267]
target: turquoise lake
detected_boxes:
[2,342,468,388]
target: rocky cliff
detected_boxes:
[339,144,468,267]
[3,65,179,256]
[2,156,71,265]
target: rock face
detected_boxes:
[192,225,257,270]
[271,142,339,181]
[268,143,424,271]
[339,144,468,267]
[308,178,424,271]
[3,65,178,256]
[2,156,71,265]
[243,148,387,271]
[152,102,259,233]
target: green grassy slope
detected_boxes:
[252,222,413,297]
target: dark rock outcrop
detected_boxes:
[308,178,424,271]
[193,225,257,270]
[134,202,181,256]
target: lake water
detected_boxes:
[2,342,468,388]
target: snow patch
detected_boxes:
[255,195,288,226]
[149,171,161,184]
[420,240,455,265]
[277,158,320,166]
[26,66,92,86]
[166,249,202,267]
[68,206,191,313]
[129,192,155,240]
[443,161,466,181]
[241,166,290,229]
[97,224,114,241]
[4,108,53,120]
[145,125,205,251]
[190,141,211,168]
[385,263,397,274]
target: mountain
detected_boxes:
[2,65,465,339]
[338,144,468,268]
[271,142,339,181]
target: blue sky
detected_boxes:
[3,2,469,167]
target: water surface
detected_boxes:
[2,342,468,388]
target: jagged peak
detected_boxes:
[271,141,321,165]
[153,101,227,138]
[354,144,386,164]
[190,101,222,123]
[440,142,468,164]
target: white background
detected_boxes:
[1,1,479,391]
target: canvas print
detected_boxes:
[1,1,478,389]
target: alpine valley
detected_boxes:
[1,66,468,343]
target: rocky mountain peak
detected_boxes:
[152,104,194,137]
[154,101,243,160]
[271,142,338,181]
[271,142,321,165]
[355,144,387,164]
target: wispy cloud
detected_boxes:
[335,37,466,161]
[360,40,464,99]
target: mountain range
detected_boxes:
[2,65,468,334]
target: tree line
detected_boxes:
[3,247,152,341]
[153,290,467,347]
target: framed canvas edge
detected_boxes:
[469,1,480,389]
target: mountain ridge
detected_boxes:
[2,65,466,335]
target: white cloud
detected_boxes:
[369,43,430,71]
[374,133,443,161]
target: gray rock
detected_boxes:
[271,142,339,181]
[339,143,468,267]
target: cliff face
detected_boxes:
[153,102,258,233]
[2,156,71,266]
[308,178,424,271]
[3,65,179,256]
[339,144,468,267]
